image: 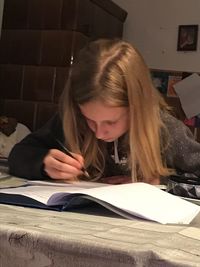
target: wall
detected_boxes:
[113,0,200,73]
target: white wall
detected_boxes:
[113,0,200,72]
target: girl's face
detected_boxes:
[79,100,129,142]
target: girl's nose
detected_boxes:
[95,124,108,139]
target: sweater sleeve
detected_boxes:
[164,114,200,177]
[8,114,64,180]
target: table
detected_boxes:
[1,202,200,267]
[0,157,9,179]
[1,176,200,266]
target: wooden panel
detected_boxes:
[61,0,92,36]
[54,67,69,103]
[28,0,63,29]
[22,66,55,102]
[2,0,29,29]
[0,30,12,63]
[40,31,88,66]
[0,30,42,65]
[90,3,123,39]
[35,102,58,130]
[0,64,23,99]
[0,0,126,130]
[91,0,127,22]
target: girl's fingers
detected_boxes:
[43,149,84,180]
[50,149,84,169]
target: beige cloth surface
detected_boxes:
[0,123,31,157]
[1,203,200,267]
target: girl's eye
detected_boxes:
[106,121,117,126]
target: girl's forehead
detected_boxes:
[79,100,128,122]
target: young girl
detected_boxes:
[8,39,200,184]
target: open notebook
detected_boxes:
[0,180,200,224]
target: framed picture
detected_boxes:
[177,25,198,51]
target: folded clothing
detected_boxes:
[167,175,200,199]
[0,122,31,158]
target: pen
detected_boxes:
[55,138,90,178]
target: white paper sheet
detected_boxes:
[173,73,200,118]
[1,182,200,224]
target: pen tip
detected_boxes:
[84,170,90,178]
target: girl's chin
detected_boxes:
[102,138,116,142]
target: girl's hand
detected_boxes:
[43,149,84,181]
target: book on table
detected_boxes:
[0,179,200,225]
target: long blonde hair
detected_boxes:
[60,39,173,182]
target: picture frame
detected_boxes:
[177,25,198,51]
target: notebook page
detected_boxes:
[71,182,200,224]
[0,185,94,204]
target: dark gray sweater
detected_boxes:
[164,113,200,177]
